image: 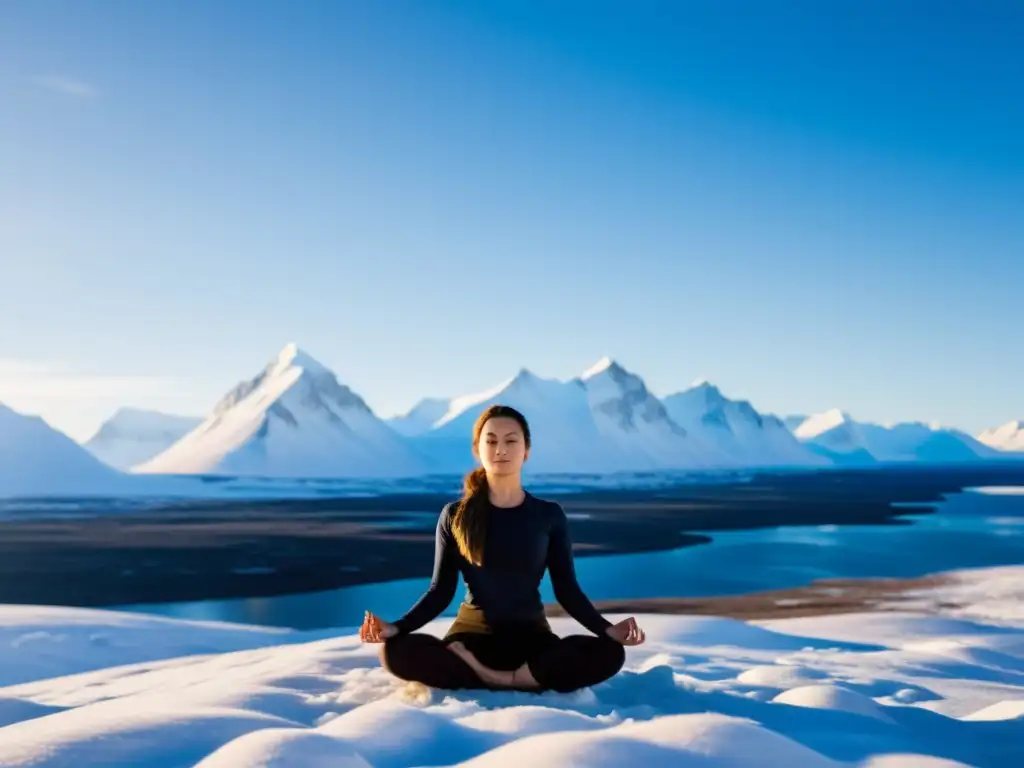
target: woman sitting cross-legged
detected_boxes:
[359,404,645,694]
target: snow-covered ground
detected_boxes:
[0,566,1021,767]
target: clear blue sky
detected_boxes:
[1,0,1022,441]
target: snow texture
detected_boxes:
[662,382,827,468]
[578,359,729,469]
[0,403,128,498]
[0,566,1021,767]
[14,344,1024,488]
[409,359,829,475]
[791,409,1003,464]
[409,367,628,474]
[84,408,202,470]
[134,344,426,479]
[978,420,1024,453]
[386,398,452,437]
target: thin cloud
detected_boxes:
[35,75,98,99]
[0,358,205,442]
[0,358,177,403]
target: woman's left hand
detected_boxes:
[605,616,646,646]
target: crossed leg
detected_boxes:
[380,633,483,690]
[382,631,625,694]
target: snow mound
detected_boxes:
[134,344,425,479]
[0,603,296,687]
[84,407,202,470]
[0,697,298,767]
[320,699,503,766]
[736,665,830,688]
[962,699,1024,721]
[772,684,896,723]
[455,712,839,768]
[859,758,972,768]
[0,696,64,728]
[194,728,373,767]
[0,567,1021,767]
[0,403,127,499]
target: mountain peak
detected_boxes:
[508,367,541,386]
[273,343,330,376]
[793,408,853,439]
[581,356,620,380]
[136,344,418,478]
[688,379,723,395]
[821,407,853,423]
[977,418,1024,452]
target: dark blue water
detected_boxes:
[118,488,1024,631]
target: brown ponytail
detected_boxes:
[451,466,489,566]
[450,404,531,566]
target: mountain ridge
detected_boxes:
[54,344,1024,480]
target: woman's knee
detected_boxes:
[378,634,412,673]
[538,636,626,693]
[588,636,625,678]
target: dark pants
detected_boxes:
[380,615,625,694]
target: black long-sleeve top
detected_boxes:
[392,492,611,637]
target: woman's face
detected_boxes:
[476,416,529,476]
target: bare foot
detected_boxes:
[447,642,513,688]
[447,643,541,690]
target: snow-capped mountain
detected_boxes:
[134,344,425,478]
[782,414,809,432]
[662,382,827,467]
[978,420,1024,453]
[408,359,740,474]
[410,367,621,474]
[578,358,725,468]
[792,409,1001,464]
[0,403,126,498]
[63,344,1018,482]
[386,397,451,437]
[84,408,202,470]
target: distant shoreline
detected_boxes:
[0,463,1022,609]
[546,572,954,622]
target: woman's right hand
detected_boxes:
[360,610,397,643]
